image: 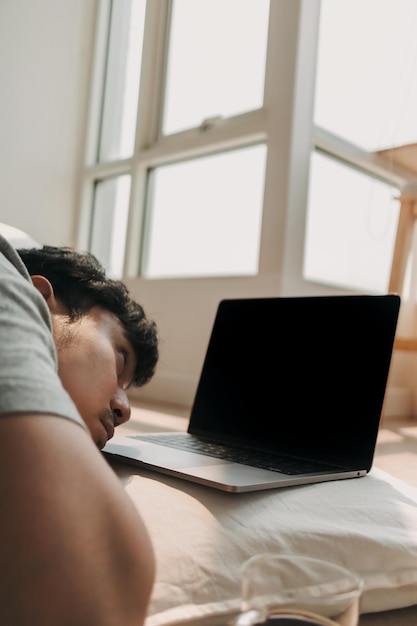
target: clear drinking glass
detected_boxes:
[235,554,363,626]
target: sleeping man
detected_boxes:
[0,234,159,626]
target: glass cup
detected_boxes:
[234,554,363,626]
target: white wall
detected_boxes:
[0,0,96,246]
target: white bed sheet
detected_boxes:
[111,463,417,626]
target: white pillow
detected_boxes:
[0,223,40,249]
[115,466,417,626]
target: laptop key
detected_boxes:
[135,433,338,476]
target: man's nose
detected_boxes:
[110,389,131,426]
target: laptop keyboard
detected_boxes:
[134,432,341,475]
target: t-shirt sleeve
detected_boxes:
[0,241,87,430]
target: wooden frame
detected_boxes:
[389,191,417,351]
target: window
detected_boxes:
[143,145,267,278]
[306,0,417,293]
[97,0,146,162]
[80,0,417,294]
[89,175,131,278]
[162,0,268,135]
[81,0,270,279]
[304,153,399,292]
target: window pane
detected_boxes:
[90,175,131,277]
[162,0,270,135]
[98,0,146,161]
[304,152,400,292]
[142,145,267,279]
[315,0,417,151]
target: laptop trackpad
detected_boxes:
[104,438,229,469]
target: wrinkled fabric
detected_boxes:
[113,466,417,625]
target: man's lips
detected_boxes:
[100,414,115,443]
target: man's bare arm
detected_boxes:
[0,413,155,626]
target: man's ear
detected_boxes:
[31,275,56,308]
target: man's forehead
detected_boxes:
[89,307,129,339]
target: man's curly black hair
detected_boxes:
[17,245,159,388]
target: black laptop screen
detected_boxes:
[188,295,400,470]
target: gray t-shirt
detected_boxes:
[0,234,86,428]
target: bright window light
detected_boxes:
[142,145,267,279]
[162,0,270,135]
[98,0,146,161]
[305,0,415,293]
[90,175,131,277]
[304,152,400,293]
[315,0,417,150]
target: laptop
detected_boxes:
[103,294,400,493]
